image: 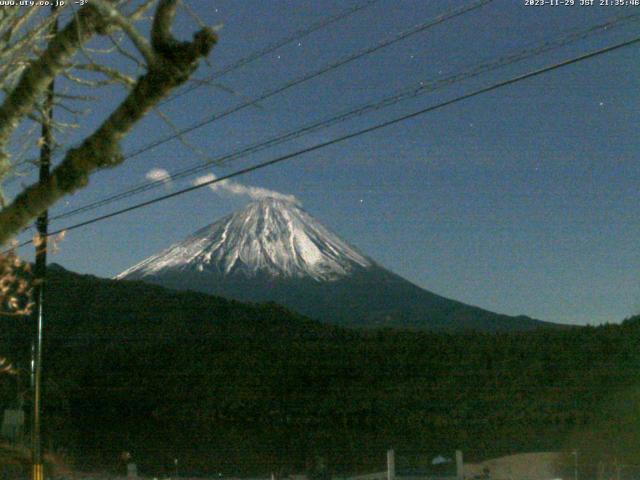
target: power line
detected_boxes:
[11,35,639,250]
[49,12,640,222]
[160,0,382,106]
[15,0,495,188]
[121,0,494,161]
[1,0,382,183]
[7,0,492,196]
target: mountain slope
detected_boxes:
[117,198,553,332]
[0,265,628,476]
[117,198,371,281]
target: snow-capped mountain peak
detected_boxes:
[116,197,371,282]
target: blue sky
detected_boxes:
[7,0,640,325]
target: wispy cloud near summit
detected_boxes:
[193,173,298,204]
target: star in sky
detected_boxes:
[40,0,640,327]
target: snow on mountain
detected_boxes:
[115,197,554,332]
[116,197,372,282]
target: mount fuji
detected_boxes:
[116,198,552,331]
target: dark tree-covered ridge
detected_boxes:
[0,265,637,477]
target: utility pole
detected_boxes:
[455,450,464,480]
[31,6,57,480]
[387,449,395,480]
[572,449,579,480]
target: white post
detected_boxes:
[455,450,463,480]
[387,449,395,480]
[126,462,138,479]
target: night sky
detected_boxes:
[7,0,640,326]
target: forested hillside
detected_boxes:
[0,266,638,477]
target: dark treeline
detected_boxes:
[1,266,638,477]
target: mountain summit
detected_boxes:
[117,198,554,332]
[117,198,371,282]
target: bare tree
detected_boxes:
[0,0,217,246]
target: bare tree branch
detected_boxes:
[0,12,61,86]
[91,0,156,65]
[0,5,110,177]
[74,63,137,87]
[0,0,217,245]
[129,0,158,22]
[107,30,146,68]
[152,105,217,164]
